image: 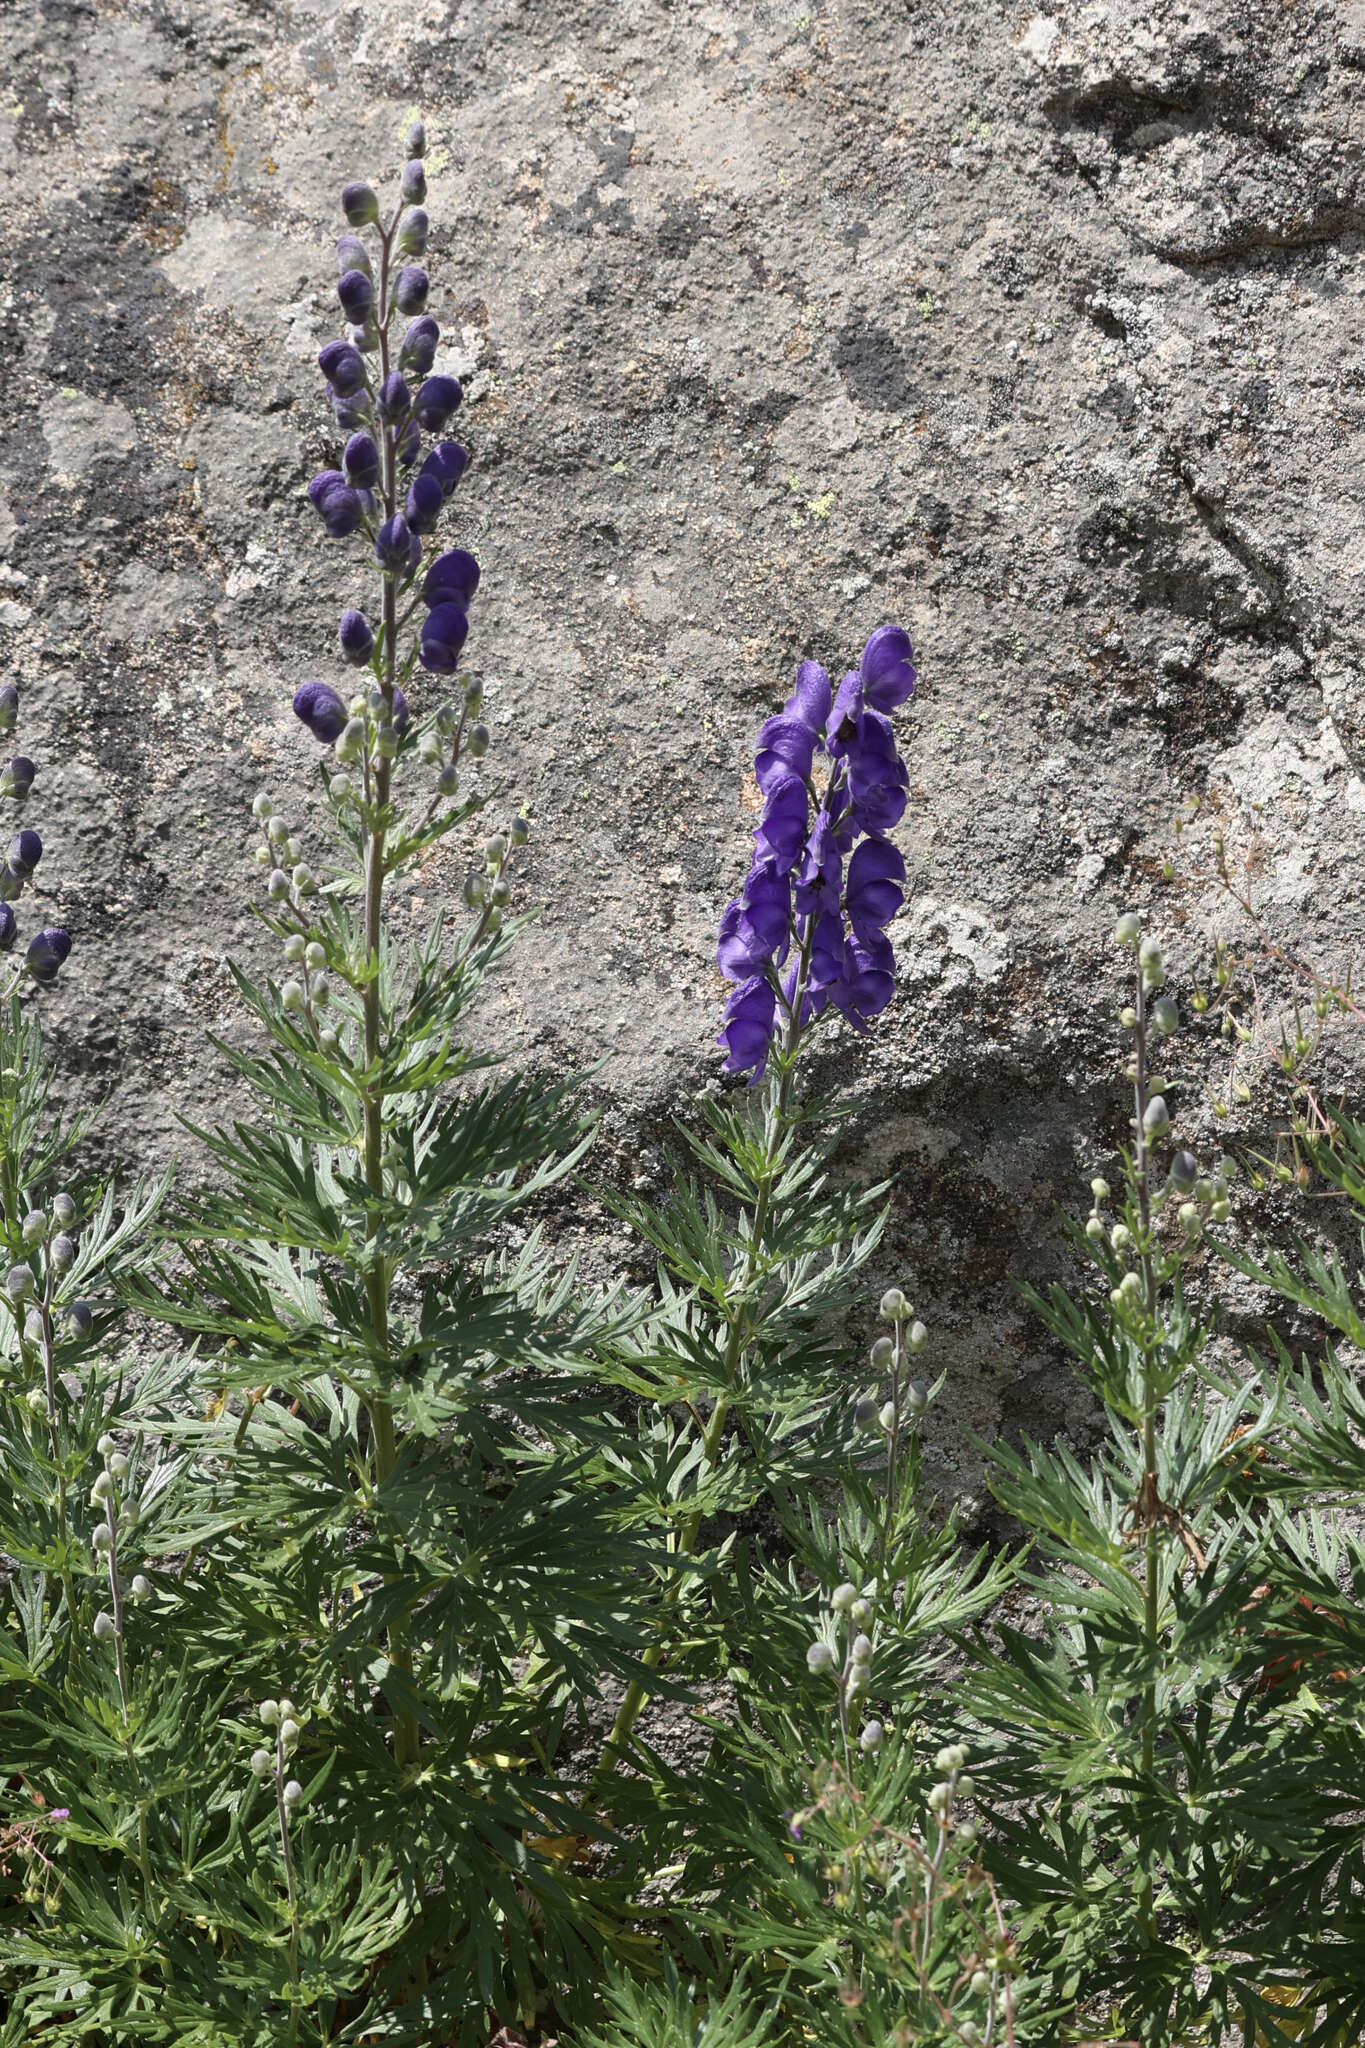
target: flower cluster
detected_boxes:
[716,626,915,1079]
[0,684,71,988]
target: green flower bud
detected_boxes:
[91,1523,112,1551]
[1110,1223,1132,1252]
[130,1574,152,1603]
[107,1451,129,1479]
[278,1698,296,1720]
[267,870,290,902]
[463,676,484,712]
[1210,1196,1231,1222]
[878,1400,896,1431]
[279,1718,300,1751]
[97,1432,117,1457]
[292,865,316,896]
[259,1700,280,1727]
[805,1641,835,1675]
[935,1742,968,1771]
[1090,1177,1110,1204]
[467,722,490,758]
[905,1382,928,1414]
[253,844,272,868]
[509,816,529,846]
[419,733,443,765]
[1143,1095,1170,1137]
[956,1774,975,1798]
[1139,936,1165,986]
[281,980,305,1014]
[1151,994,1179,1035]
[1178,1201,1200,1233]
[1118,1270,1143,1302]
[336,718,366,764]
[463,872,487,907]
[50,1233,75,1275]
[267,815,289,844]
[435,703,458,736]
[927,1781,951,1811]
[906,1319,928,1353]
[284,837,301,865]
[870,1335,893,1370]
[93,1611,115,1641]
[1120,1005,1138,1028]
[490,876,511,907]
[483,833,508,863]
[26,1384,45,1412]
[879,1287,909,1321]
[850,1633,873,1665]
[304,941,326,972]
[1085,1215,1105,1241]
[851,1597,874,1628]
[52,1193,77,1228]
[438,763,460,797]
[375,724,398,760]
[846,1663,868,1696]
[831,1582,857,1612]
[958,2020,980,2044]
[969,1970,990,1998]
[252,792,274,820]
[249,1748,273,1778]
[6,1263,32,1300]
[282,1779,304,1808]
[329,772,354,803]
[956,1820,978,1846]
[319,1028,340,1054]
[485,907,503,932]
[22,1208,45,1245]
[859,1719,884,1753]
[92,1471,114,1501]
[1114,911,1141,947]
[855,1395,880,1431]
[283,933,306,964]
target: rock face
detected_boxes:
[2,0,1364,1486]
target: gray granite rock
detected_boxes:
[2,0,1364,1489]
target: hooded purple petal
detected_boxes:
[844,837,906,935]
[859,625,916,713]
[754,714,817,794]
[419,603,470,675]
[717,974,777,1080]
[293,682,349,743]
[787,660,832,733]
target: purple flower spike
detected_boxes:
[421,442,469,498]
[377,372,411,424]
[400,315,440,376]
[859,625,917,713]
[419,603,470,675]
[401,158,427,205]
[406,473,443,534]
[293,682,349,743]
[844,838,906,935]
[25,928,71,985]
[317,340,366,398]
[718,975,777,1080]
[394,265,429,316]
[754,713,818,794]
[338,609,375,666]
[342,433,379,490]
[374,515,413,574]
[9,829,41,878]
[337,268,373,324]
[0,904,14,952]
[341,181,379,227]
[423,548,480,609]
[414,374,463,432]
[1,757,35,798]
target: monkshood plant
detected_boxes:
[963,917,1365,2046]
[1,124,664,2046]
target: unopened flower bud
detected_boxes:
[282,1779,304,1807]
[927,1782,951,1811]
[1090,1178,1110,1204]
[404,117,427,158]
[267,871,290,903]
[956,1821,978,1847]
[846,1663,868,1696]
[1120,1006,1138,1029]
[0,756,35,799]
[1085,1216,1105,1241]
[859,1720,884,1753]
[870,1335,893,1371]
[1139,936,1165,986]
[283,838,302,865]
[281,981,305,1014]
[23,1309,42,1342]
[91,1523,112,1551]
[906,1319,927,1353]
[437,763,460,797]
[93,1610,115,1641]
[250,1748,273,1778]
[850,1633,873,1665]
[7,1263,32,1300]
[67,1300,93,1340]
[851,1597,874,1628]
[92,1471,114,1501]
[396,208,429,257]
[489,876,511,907]
[1211,1196,1231,1222]
[1143,1096,1170,1138]
[434,702,457,736]
[904,1382,928,1414]
[0,685,18,733]
[375,725,399,760]
[485,908,503,932]
[1118,1271,1143,1303]
[831,1582,857,1612]
[97,1431,116,1456]
[483,834,508,865]
[130,1573,152,1603]
[22,1209,45,1245]
[878,1400,896,1431]
[467,722,490,758]
[292,865,316,896]
[283,934,306,965]
[879,1288,909,1321]
[462,872,487,908]
[259,1699,280,1726]
[1111,1224,1132,1252]
[50,1233,75,1274]
[855,1395,880,1431]
[336,717,366,765]
[419,732,443,765]
[806,1641,835,1674]
[1168,1150,1198,1196]
[401,158,427,204]
[1178,1201,1200,1232]
[1151,995,1179,1036]
[319,1028,340,1054]
[1114,912,1141,947]
[935,1743,968,1771]
[279,1718,300,1751]
[509,816,529,846]
[52,1192,77,1229]
[341,180,379,226]
[970,1970,990,1997]
[956,1774,975,1798]
[253,845,272,868]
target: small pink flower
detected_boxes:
[49,1808,69,1821]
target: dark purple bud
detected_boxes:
[406,474,443,534]
[342,433,379,490]
[25,928,71,985]
[0,686,17,734]
[395,418,421,469]
[374,515,413,574]
[859,625,916,712]
[413,374,462,433]
[392,686,410,735]
[400,315,440,375]
[405,118,427,159]
[421,441,468,499]
[0,904,15,951]
[377,372,410,424]
[394,265,429,316]
[337,269,373,324]
[423,548,480,609]
[341,181,379,226]
[307,472,361,538]
[1,758,35,799]
[332,392,373,431]
[338,610,375,666]
[317,340,367,398]
[419,602,470,675]
[400,158,427,205]
[293,682,349,743]
[9,830,41,878]
[396,208,429,257]
[337,233,372,278]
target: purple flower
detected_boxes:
[337,269,373,324]
[391,686,410,735]
[405,119,427,159]
[859,625,916,712]
[789,660,832,731]
[754,713,817,794]
[0,904,15,951]
[338,610,374,666]
[832,929,896,1026]
[793,811,842,918]
[342,433,379,490]
[9,830,41,878]
[49,1808,69,1822]
[400,315,440,376]
[718,975,777,1080]
[337,234,372,278]
[341,181,379,226]
[401,158,427,205]
[1,758,35,798]
[413,375,462,432]
[753,774,810,875]
[317,340,366,398]
[396,208,429,258]
[423,548,480,609]
[332,392,373,431]
[844,710,909,836]
[809,909,846,992]
[421,442,468,498]
[406,474,443,534]
[308,470,362,539]
[716,900,770,982]
[419,603,470,675]
[25,928,71,985]
[293,682,349,743]
[374,515,412,574]
[394,265,429,316]
[844,838,905,935]
[377,372,410,424]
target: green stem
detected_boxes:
[1132,971,1160,1940]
